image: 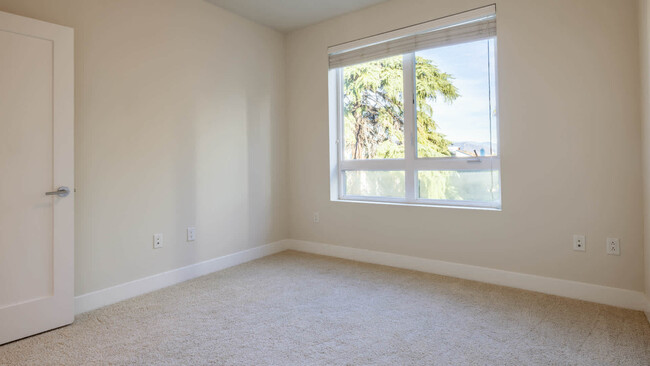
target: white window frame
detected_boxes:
[328,8,501,210]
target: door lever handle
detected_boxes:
[45,186,70,197]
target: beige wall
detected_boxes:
[0,0,288,295]
[286,0,645,291]
[640,0,650,307]
[0,0,645,298]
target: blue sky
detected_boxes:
[416,39,496,144]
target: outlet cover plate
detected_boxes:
[606,238,620,255]
[153,233,163,249]
[187,227,196,241]
[573,235,586,251]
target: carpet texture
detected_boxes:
[1,250,649,365]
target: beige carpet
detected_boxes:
[1,251,649,365]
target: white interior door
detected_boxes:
[0,11,74,345]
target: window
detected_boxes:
[328,5,500,209]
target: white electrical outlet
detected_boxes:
[153,233,163,249]
[187,226,196,242]
[606,238,620,255]
[313,212,320,223]
[573,235,586,251]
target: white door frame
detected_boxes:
[0,11,74,345]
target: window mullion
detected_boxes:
[403,53,416,201]
[337,68,345,199]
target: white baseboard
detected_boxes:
[285,239,648,311]
[74,238,649,315]
[74,240,290,314]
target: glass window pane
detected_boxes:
[415,39,497,158]
[343,56,404,160]
[418,170,500,203]
[345,171,405,198]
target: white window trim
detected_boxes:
[327,10,501,210]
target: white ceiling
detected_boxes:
[205,0,389,32]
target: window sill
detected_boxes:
[331,197,502,211]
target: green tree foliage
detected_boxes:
[343,56,459,159]
[343,55,468,200]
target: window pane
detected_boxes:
[343,56,404,160]
[418,170,500,203]
[345,171,405,198]
[415,39,497,158]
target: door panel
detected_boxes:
[0,11,74,345]
[0,30,54,309]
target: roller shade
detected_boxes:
[329,8,496,69]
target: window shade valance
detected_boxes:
[328,6,496,69]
